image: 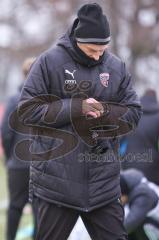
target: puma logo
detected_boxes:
[65,69,76,79]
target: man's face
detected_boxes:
[77,42,109,61]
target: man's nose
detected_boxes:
[92,54,100,61]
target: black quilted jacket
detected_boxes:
[17,20,142,211]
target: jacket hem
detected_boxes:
[32,186,120,212]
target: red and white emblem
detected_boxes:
[100,73,109,87]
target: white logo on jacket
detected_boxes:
[65,79,77,85]
[65,69,76,79]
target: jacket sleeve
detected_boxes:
[1,97,17,160]
[125,189,158,233]
[117,63,142,130]
[100,63,142,138]
[18,54,82,128]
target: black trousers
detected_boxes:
[33,197,128,240]
[7,169,36,240]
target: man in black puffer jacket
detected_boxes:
[120,169,159,240]
[1,58,36,240]
[121,89,159,185]
[17,3,142,240]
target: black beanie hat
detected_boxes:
[74,3,110,45]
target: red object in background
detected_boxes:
[0,104,4,157]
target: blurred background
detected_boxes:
[0,0,159,102]
[0,0,159,239]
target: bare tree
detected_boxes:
[0,0,159,100]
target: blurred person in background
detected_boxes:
[121,169,159,240]
[121,89,159,185]
[1,57,36,240]
[17,3,142,240]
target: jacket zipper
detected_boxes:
[42,162,48,175]
[84,155,89,212]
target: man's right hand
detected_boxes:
[82,98,104,118]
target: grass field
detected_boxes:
[0,157,33,240]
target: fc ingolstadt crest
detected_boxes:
[100,73,109,87]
